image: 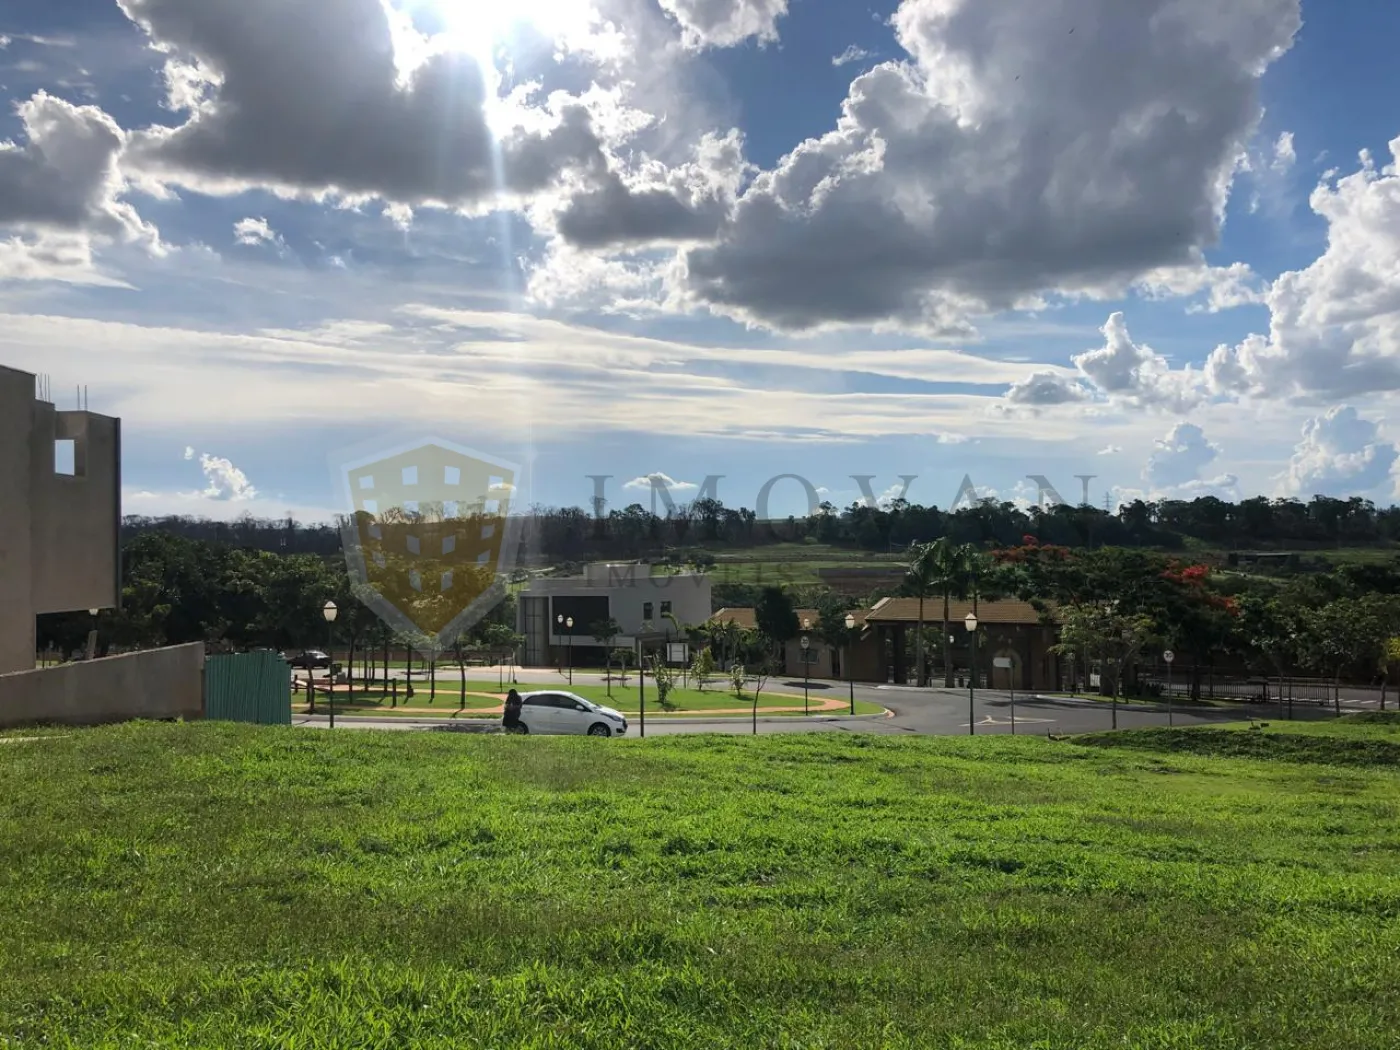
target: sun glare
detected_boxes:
[430,0,593,65]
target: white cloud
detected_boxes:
[1272,131,1297,172]
[1005,313,1207,414]
[0,91,159,271]
[196,452,258,501]
[183,445,194,460]
[657,0,789,48]
[1146,423,1221,489]
[1098,445,1122,456]
[1208,139,1400,401]
[233,217,282,248]
[678,0,1302,332]
[1279,406,1398,498]
[832,44,873,67]
[624,472,698,492]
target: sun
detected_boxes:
[428,0,594,65]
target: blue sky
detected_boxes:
[2,0,1399,523]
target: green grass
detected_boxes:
[3,723,1400,1047]
[1073,712,1400,768]
[301,682,885,717]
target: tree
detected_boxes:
[649,654,679,711]
[753,587,799,666]
[1054,606,1155,705]
[590,617,623,696]
[910,538,965,687]
[690,647,717,691]
[729,662,746,700]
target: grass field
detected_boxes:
[297,681,884,717]
[1,720,1399,1046]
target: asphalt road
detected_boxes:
[297,674,1348,737]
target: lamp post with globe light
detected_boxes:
[800,629,810,714]
[322,600,338,729]
[1164,649,1175,727]
[557,614,574,684]
[965,612,978,735]
[844,613,857,715]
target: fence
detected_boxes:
[205,650,292,725]
[1141,671,1391,709]
[0,644,204,730]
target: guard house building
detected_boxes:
[0,367,121,674]
[516,562,712,668]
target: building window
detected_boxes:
[660,600,672,616]
[643,602,653,620]
[54,439,77,476]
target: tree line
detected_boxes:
[121,493,1400,571]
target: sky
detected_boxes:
[2,0,1400,524]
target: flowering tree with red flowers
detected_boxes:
[1155,561,1241,699]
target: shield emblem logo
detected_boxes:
[335,438,523,651]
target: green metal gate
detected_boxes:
[205,651,292,725]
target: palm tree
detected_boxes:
[960,544,991,617]
[904,545,937,687]
[911,538,967,687]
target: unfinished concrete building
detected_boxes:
[0,366,121,674]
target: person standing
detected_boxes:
[503,688,523,732]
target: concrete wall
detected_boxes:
[0,369,35,676]
[0,644,204,730]
[31,409,121,615]
[0,365,121,675]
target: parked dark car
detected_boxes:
[283,650,331,669]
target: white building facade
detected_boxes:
[516,562,712,667]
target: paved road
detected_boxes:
[297,675,1346,737]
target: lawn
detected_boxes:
[2,723,1399,1047]
[295,681,885,717]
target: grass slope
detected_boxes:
[1,724,1399,1047]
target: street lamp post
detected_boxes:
[800,632,810,715]
[557,614,574,684]
[1164,649,1175,727]
[965,613,978,736]
[322,600,338,730]
[844,613,857,715]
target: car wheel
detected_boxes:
[588,723,612,737]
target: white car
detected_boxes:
[513,691,629,736]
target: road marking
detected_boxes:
[960,715,1055,728]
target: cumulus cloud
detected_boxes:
[1005,371,1089,406]
[195,452,259,501]
[1127,423,1240,500]
[1279,406,1399,498]
[183,445,194,460]
[0,91,156,245]
[1098,445,1122,456]
[116,0,608,210]
[1272,131,1297,172]
[1208,139,1400,401]
[679,0,1301,331]
[233,217,282,248]
[553,130,751,249]
[1146,423,1220,489]
[1005,312,1207,413]
[657,0,788,48]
